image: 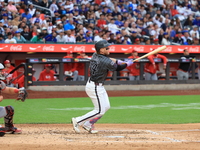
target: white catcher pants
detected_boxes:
[76,80,110,125]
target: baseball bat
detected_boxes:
[133,45,167,62]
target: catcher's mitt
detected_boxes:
[16,88,28,102]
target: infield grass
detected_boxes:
[0,95,200,124]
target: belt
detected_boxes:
[88,78,104,86]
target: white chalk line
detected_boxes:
[66,129,200,143]
[158,129,200,133]
[47,102,200,111]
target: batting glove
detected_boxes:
[117,60,125,65]
[125,59,134,67]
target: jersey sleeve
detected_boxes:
[106,58,117,71]
[158,54,168,65]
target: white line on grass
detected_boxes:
[47,103,200,111]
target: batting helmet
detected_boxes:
[95,40,110,52]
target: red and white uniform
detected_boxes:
[39,69,55,81]
[63,55,76,72]
[74,56,85,76]
[2,66,17,85]
[127,55,140,76]
[144,54,167,74]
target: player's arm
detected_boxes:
[158,54,168,69]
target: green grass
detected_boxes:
[0,95,200,124]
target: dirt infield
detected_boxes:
[2,90,200,150]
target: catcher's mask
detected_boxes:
[0,63,6,80]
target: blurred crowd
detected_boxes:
[0,0,200,45]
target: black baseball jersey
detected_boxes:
[179,55,195,71]
[89,53,117,83]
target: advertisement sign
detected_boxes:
[0,44,199,53]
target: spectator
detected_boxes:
[49,0,59,17]
[65,30,76,43]
[40,0,49,8]
[134,38,141,45]
[108,33,116,44]
[127,49,140,80]
[63,51,79,81]
[31,11,43,26]
[108,19,119,34]
[93,30,101,42]
[161,32,171,45]
[1,13,9,26]
[28,4,36,17]
[39,64,56,81]
[13,31,26,43]
[21,8,32,21]
[76,29,86,43]
[130,31,140,44]
[44,31,57,43]
[192,38,199,45]
[173,31,184,44]
[177,49,195,80]
[64,18,75,31]
[6,0,18,14]
[17,68,36,88]
[84,31,93,43]
[189,25,199,40]
[182,30,193,43]
[30,31,44,43]
[95,8,102,19]
[56,29,66,43]
[21,26,32,41]
[41,27,49,38]
[11,14,20,27]
[122,35,132,44]
[5,32,16,43]
[184,15,194,26]
[0,21,5,35]
[97,14,106,29]
[153,38,160,45]
[144,52,168,80]
[0,34,4,43]
[192,14,200,26]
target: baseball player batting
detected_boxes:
[0,63,27,137]
[72,40,133,134]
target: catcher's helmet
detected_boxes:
[0,63,4,70]
[95,40,110,52]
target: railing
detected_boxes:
[22,57,200,88]
[28,1,52,19]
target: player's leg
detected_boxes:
[129,75,135,81]
[151,73,158,80]
[135,76,140,80]
[184,72,189,80]
[177,70,183,80]
[82,88,110,133]
[72,70,79,81]
[4,106,21,134]
[0,106,6,136]
[72,82,108,133]
[144,72,151,80]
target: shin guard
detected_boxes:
[4,106,14,129]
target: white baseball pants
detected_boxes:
[76,80,110,126]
